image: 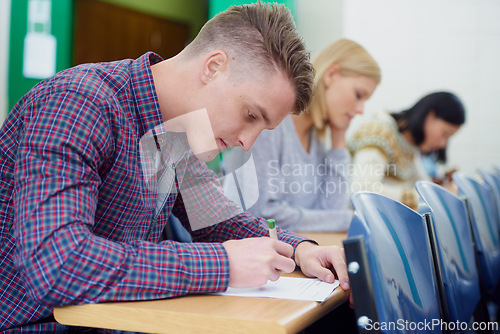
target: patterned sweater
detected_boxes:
[347,111,429,208]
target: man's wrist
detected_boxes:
[293,240,318,268]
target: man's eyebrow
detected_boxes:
[255,104,270,127]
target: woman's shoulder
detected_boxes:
[348,111,399,151]
[347,110,417,171]
[364,110,397,129]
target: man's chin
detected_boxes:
[193,148,220,162]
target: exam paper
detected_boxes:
[216,277,339,302]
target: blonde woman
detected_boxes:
[223,39,381,232]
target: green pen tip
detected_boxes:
[267,219,275,228]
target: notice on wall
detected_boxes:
[23,0,56,79]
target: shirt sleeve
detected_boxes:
[223,131,353,233]
[177,153,308,248]
[13,92,229,306]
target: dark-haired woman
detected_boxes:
[347,91,465,209]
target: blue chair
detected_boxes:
[478,167,500,224]
[494,166,500,177]
[452,172,500,294]
[160,214,193,243]
[344,191,442,333]
[415,181,487,327]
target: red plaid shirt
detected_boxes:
[0,52,307,332]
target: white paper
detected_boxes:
[216,277,339,302]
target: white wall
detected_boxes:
[0,0,10,125]
[297,0,500,175]
[295,0,344,59]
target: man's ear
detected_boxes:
[322,63,340,88]
[201,51,228,84]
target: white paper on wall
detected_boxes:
[22,0,56,79]
[23,32,56,79]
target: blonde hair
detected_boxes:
[184,3,314,114]
[308,39,381,138]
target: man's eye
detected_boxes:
[248,111,256,120]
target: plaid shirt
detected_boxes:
[0,52,307,332]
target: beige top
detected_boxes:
[348,111,430,209]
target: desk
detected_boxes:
[295,232,347,247]
[54,233,348,334]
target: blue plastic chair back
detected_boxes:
[347,191,441,333]
[415,181,481,323]
[494,166,500,177]
[477,167,500,224]
[452,172,500,292]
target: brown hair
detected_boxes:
[308,39,381,138]
[183,2,314,114]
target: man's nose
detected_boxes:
[238,130,261,151]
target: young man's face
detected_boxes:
[203,68,295,154]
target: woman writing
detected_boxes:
[347,91,466,209]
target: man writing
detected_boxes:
[0,3,349,332]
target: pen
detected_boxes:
[267,219,278,240]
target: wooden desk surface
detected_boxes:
[54,233,348,334]
[295,232,348,247]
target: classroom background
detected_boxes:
[0,0,498,175]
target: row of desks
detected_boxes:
[53,232,348,334]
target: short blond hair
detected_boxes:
[183,2,314,114]
[308,39,381,138]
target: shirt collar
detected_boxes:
[131,52,164,139]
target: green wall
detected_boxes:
[8,0,73,111]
